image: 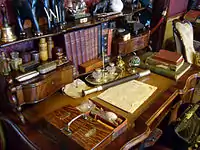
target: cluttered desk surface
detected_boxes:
[9,66,196,150]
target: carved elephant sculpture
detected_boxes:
[92,0,110,15]
[12,0,52,37]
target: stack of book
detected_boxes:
[64,23,113,70]
[140,50,191,80]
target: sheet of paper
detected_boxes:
[97,80,157,113]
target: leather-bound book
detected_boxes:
[69,32,78,69]
[94,26,99,58]
[184,10,200,23]
[74,30,82,65]
[146,53,184,71]
[153,49,183,65]
[64,33,72,62]
[80,29,86,63]
[84,28,90,61]
[107,29,113,56]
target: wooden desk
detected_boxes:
[6,66,200,150]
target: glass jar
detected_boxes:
[0,52,11,75]
[106,62,116,75]
[92,68,102,82]
[10,51,22,71]
[39,38,48,61]
[47,37,54,59]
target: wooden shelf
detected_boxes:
[0,21,100,48]
[0,8,145,48]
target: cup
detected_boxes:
[31,51,40,62]
[20,52,31,63]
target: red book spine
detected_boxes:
[64,33,72,61]
[80,29,86,63]
[75,30,82,65]
[107,29,113,56]
[69,32,78,69]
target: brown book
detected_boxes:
[153,49,183,65]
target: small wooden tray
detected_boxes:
[43,101,127,149]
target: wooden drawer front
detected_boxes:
[118,40,133,55]
[22,66,73,104]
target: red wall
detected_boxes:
[168,0,189,17]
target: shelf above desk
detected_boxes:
[0,8,146,48]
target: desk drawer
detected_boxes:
[13,65,73,106]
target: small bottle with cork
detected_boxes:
[47,37,54,60]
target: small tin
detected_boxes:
[31,51,40,62]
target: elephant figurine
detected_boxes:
[92,0,110,15]
[12,0,52,37]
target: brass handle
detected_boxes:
[61,113,87,135]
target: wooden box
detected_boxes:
[112,31,150,56]
[78,58,103,73]
[42,100,127,149]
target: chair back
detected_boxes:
[173,19,196,64]
[0,115,38,150]
[179,72,200,104]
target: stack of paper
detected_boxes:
[97,80,157,113]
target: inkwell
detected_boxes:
[0,4,17,42]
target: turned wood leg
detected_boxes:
[168,100,182,125]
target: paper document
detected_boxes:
[97,80,157,113]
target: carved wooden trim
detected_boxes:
[179,72,200,95]
[120,127,151,150]
[146,90,179,126]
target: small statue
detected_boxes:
[76,0,87,14]
[116,55,125,71]
[92,0,110,15]
[66,0,90,22]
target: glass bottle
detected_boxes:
[92,68,102,82]
[39,38,48,61]
[106,62,116,75]
[47,37,54,59]
[10,51,22,71]
[0,52,11,75]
